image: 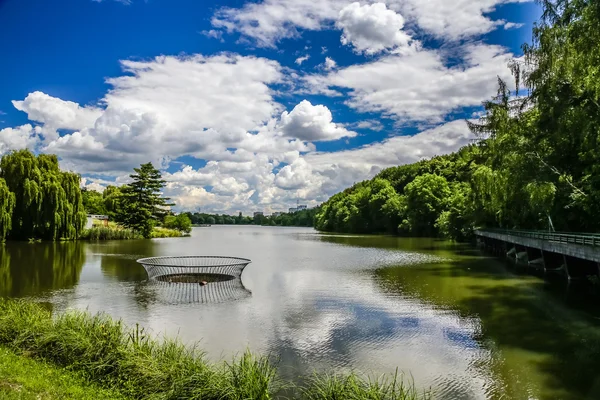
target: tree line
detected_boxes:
[316,0,600,240]
[184,207,318,227]
[0,151,188,241]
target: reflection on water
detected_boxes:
[0,242,85,297]
[2,227,600,399]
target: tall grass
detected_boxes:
[0,299,428,400]
[80,226,141,240]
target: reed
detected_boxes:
[80,226,141,240]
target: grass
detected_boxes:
[0,299,428,400]
[80,225,141,240]
[0,346,128,399]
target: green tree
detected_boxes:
[117,163,172,238]
[0,178,15,241]
[82,189,107,215]
[0,150,86,240]
[403,174,451,236]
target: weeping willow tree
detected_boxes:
[0,150,86,240]
[0,178,15,241]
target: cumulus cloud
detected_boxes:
[337,2,411,54]
[397,0,532,40]
[306,43,515,124]
[0,124,41,155]
[12,92,103,141]
[211,0,347,48]
[19,54,289,175]
[323,57,337,70]
[210,0,532,46]
[279,100,356,142]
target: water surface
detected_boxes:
[2,226,600,399]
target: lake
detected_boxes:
[2,226,600,399]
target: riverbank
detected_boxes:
[0,299,428,399]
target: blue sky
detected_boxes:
[0,0,540,213]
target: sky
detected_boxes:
[0,0,540,214]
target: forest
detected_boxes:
[316,0,600,240]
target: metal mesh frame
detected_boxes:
[137,256,251,280]
[143,278,251,305]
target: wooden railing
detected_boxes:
[476,229,600,247]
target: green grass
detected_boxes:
[80,226,141,240]
[0,346,129,399]
[0,299,428,400]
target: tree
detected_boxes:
[117,163,172,238]
[82,189,107,215]
[0,178,15,241]
[0,150,86,240]
[163,214,192,233]
[403,174,451,236]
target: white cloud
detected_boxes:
[323,57,337,71]
[0,124,41,155]
[23,54,289,175]
[397,0,532,40]
[212,0,347,48]
[210,0,532,46]
[337,2,411,54]
[306,43,515,124]
[12,91,103,141]
[503,21,525,29]
[349,119,385,131]
[295,55,310,65]
[279,100,356,142]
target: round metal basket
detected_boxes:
[140,277,251,305]
[136,256,251,281]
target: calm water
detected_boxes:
[2,226,600,399]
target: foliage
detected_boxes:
[150,227,187,238]
[301,371,428,400]
[184,208,319,228]
[115,163,173,238]
[163,214,192,233]
[0,150,86,241]
[80,226,141,240]
[315,147,475,238]
[317,0,600,239]
[0,178,15,241]
[81,189,107,215]
[0,299,425,400]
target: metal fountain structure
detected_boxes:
[136,256,252,304]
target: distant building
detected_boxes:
[297,205,307,210]
[253,211,264,218]
[288,208,297,213]
[85,214,109,229]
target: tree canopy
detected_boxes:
[316,0,600,239]
[0,150,86,241]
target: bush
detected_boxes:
[150,227,186,238]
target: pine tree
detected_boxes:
[118,162,172,238]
